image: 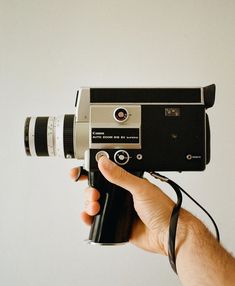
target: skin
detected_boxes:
[70,156,235,286]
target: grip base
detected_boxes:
[88,171,143,244]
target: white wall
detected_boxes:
[0,1,234,285]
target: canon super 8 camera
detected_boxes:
[24,85,215,244]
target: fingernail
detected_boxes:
[74,167,88,181]
[74,167,82,181]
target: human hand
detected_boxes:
[70,156,178,255]
[71,157,235,285]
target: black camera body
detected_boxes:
[24,84,215,244]
[87,85,215,173]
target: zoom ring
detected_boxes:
[63,115,75,158]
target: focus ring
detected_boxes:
[35,117,49,156]
[63,114,75,158]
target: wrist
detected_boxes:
[162,208,202,257]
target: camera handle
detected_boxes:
[88,170,143,244]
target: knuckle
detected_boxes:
[93,189,100,201]
[113,166,126,182]
[86,201,100,215]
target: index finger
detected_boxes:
[70,167,88,181]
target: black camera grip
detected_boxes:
[88,170,143,244]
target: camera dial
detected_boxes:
[113,107,129,123]
[114,150,130,165]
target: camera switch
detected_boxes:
[165,108,180,117]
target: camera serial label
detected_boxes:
[91,128,140,144]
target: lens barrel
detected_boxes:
[63,115,75,158]
[35,117,49,156]
[24,115,75,158]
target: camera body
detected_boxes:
[24,85,215,244]
[75,85,215,173]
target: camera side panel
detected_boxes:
[141,105,206,171]
[89,104,207,172]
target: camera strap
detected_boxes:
[149,172,220,275]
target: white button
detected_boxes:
[119,154,125,160]
[136,154,143,160]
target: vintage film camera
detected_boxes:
[24,85,215,244]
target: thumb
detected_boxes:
[98,156,150,198]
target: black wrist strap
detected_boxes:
[149,172,220,275]
[167,180,183,273]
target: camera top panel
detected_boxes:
[89,88,202,104]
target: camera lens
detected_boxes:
[113,107,129,123]
[24,114,75,158]
[24,117,31,156]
